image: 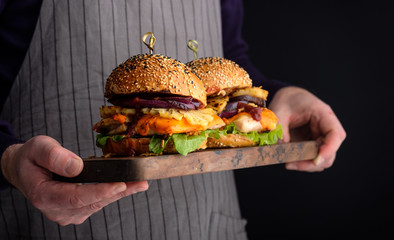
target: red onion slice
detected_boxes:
[219,102,263,121]
[229,95,266,108]
[109,95,202,110]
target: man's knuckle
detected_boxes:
[89,202,104,211]
[341,129,347,140]
[324,162,333,169]
[322,158,335,169]
[73,217,89,225]
[325,103,333,111]
[69,195,85,208]
[47,145,63,166]
[117,191,127,198]
[28,135,47,147]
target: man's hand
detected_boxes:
[1,135,148,225]
[269,87,346,172]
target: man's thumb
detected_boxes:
[271,109,290,143]
[30,136,83,177]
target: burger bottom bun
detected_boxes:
[102,137,150,156]
[206,134,257,148]
[102,137,207,156]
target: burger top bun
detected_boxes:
[105,54,207,107]
[186,57,252,96]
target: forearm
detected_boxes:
[221,0,290,101]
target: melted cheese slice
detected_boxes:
[136,109,225,136]
[223,108,278,133]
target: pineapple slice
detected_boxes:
[183,108,215,127]
[100,106,136,118]
[141,108,217,128]
[232,87,268,100]
[142,108,184,120]
[206,95,229,113]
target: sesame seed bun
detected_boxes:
[105,54,207,107]
[186,57,252,96]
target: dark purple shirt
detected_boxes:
[0,0,288,188]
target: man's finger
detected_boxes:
[33,180,149,210]
[285,160,325,172]
[42,181,149,226]
[316,108,346,165]
[32,181,127,210]
[28,136,83,177]
[75,181,149,216]
[272,110,290,143]
[318,129,345,165]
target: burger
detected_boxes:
[93,54,225,156]
[186,57,282,148]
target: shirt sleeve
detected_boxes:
[0,0,41,189]
[220,0,290,101]
[0,121,23,189]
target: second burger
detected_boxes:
[187,57,283,148]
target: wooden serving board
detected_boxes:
[54,141,318,183]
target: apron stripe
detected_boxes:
[66,0,81,156]
[157,180,168,240]
[52,0,64,143]
[82,0,98,157]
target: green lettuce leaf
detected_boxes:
[99,123,283,156]
[255,124,283,145]
[149,135,170,154]
[112,134,126,143]
[220,123,283,146]
[96,134,126,148]
[172,132,207,156]
[205,129,223,139]
[149,132,208,156]
[96,134,111,148]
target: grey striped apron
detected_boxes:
[0,0,247,239]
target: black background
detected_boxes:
[236,1,394,239]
